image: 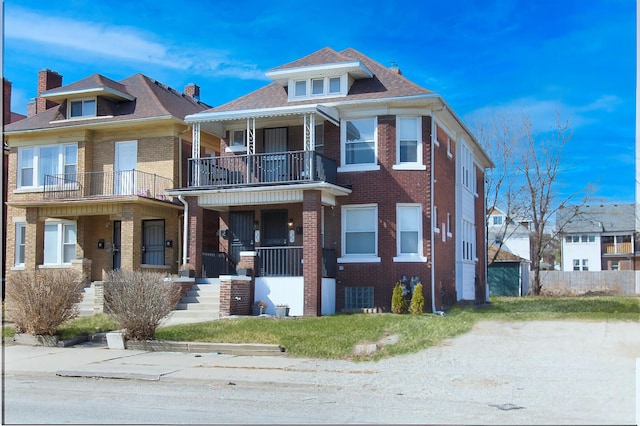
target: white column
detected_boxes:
[191,122,200,159]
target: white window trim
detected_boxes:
[338,204,380,263]
[225,130,246,153]
[433,206,440,233]
[447,213,453,238]
[339,117,379,172]
[14,222,26,267]
[43,220,77,266]
[394,203,427,263]
[394,116,424,168]
[17,143,78,189]
[447,137,453,158]
[288,75,346,101]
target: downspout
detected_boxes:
[178,195,189,266]
[430,116,437,314]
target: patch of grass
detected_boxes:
[3,325,16,338]
[156,296,640,360]
[56,314,120,341]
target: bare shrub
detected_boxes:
[6,269,84,336]
[105,270,182,340]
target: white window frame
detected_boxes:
[17,143,78,190]
[288,75,346,101]
[43,220,77,265]
[394,204,427,263]
[433,206,440,233]
[69,98,96,118]
[14,222,26,267]
[393,116,425,170]
[447,212,453,238]
[461,218,475,262]
[339,117,379,172]
[338,204,380,263]
[225,130,246,153]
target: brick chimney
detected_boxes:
[35,69,62,115]
[3,78,12,125]
[184,83,200,101]
[388,62,402,75]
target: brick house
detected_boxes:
[4,69,218,284]
[169,47,493,316]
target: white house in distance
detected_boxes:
[487,207,532,263]
[556,203,638,271]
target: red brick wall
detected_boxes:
[335,115,434,312]
[303,191,322,316]
[432,122,458,309]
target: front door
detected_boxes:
[114,141,137,195]
[112,220,121,270]
[229,211,255,272]
[263,128,288,182]
[261,210,288,247]
[142,220,165,265]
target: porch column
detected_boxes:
[303,190,322,316]
[120,204,142,270]
[186,197,203,276]
[24,207,43,271]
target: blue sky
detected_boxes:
[2,1,636,204]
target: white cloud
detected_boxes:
[5,8,266,80]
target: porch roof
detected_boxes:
[185,104,340,127]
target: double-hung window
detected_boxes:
[340,204,379,263]
[14,223,26,266]
[69,99,96,118]
[395,204,426,262]
[394,117,424,169]
[340,117,378,171]
[17,144,78,189]
[44,221,76,265]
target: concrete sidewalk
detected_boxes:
[2,342,365,385]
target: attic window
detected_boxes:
[289,75,345,101]
[69,99,96,118]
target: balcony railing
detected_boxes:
[188,150,337,188]
[43,170,173,201]
[602,242,633,254]
[257,246,303,277]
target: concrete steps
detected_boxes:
[77,284,96,317]
[164,279,221,325]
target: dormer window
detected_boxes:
[290,75,345,100]
[69,98,96,118]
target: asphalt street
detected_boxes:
[3,320,640,424]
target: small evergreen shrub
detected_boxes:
[6,269,84,336]
[391,282,407,314]
[409,283,425,315]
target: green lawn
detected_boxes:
[5,296,639,360]
[155,296,640,360]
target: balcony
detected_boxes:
[43,171,173,201]
[602,242,633,255]
[188,150,337,188]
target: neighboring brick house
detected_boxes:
[169,47,493,316]
[557,203,639,271]
[4,69,219,284]
[3,78,27,296]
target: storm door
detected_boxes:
[261,210,288,247]
[142,219,165,265]
[262,128,288,182]
[229,211,255,271]
[114,141,137,195]
[112,220,121,270]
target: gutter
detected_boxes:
[430,116,437,314]
[177,195,189,266]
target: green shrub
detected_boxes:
[391,282,407,314]
[409,283,425,315]
[6,269,84,336]
[105,270,182,340]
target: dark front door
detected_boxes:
[229,211,255,271]
[112,220,121,270]
[262,210,288,247]
[263,127,288,182]
[142,219,165,265]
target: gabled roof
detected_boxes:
[556,203,636,234]
[201,47,434,114]
[488,243,528,262]
[4,74,210,133]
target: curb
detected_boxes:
[125,340,286,356]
